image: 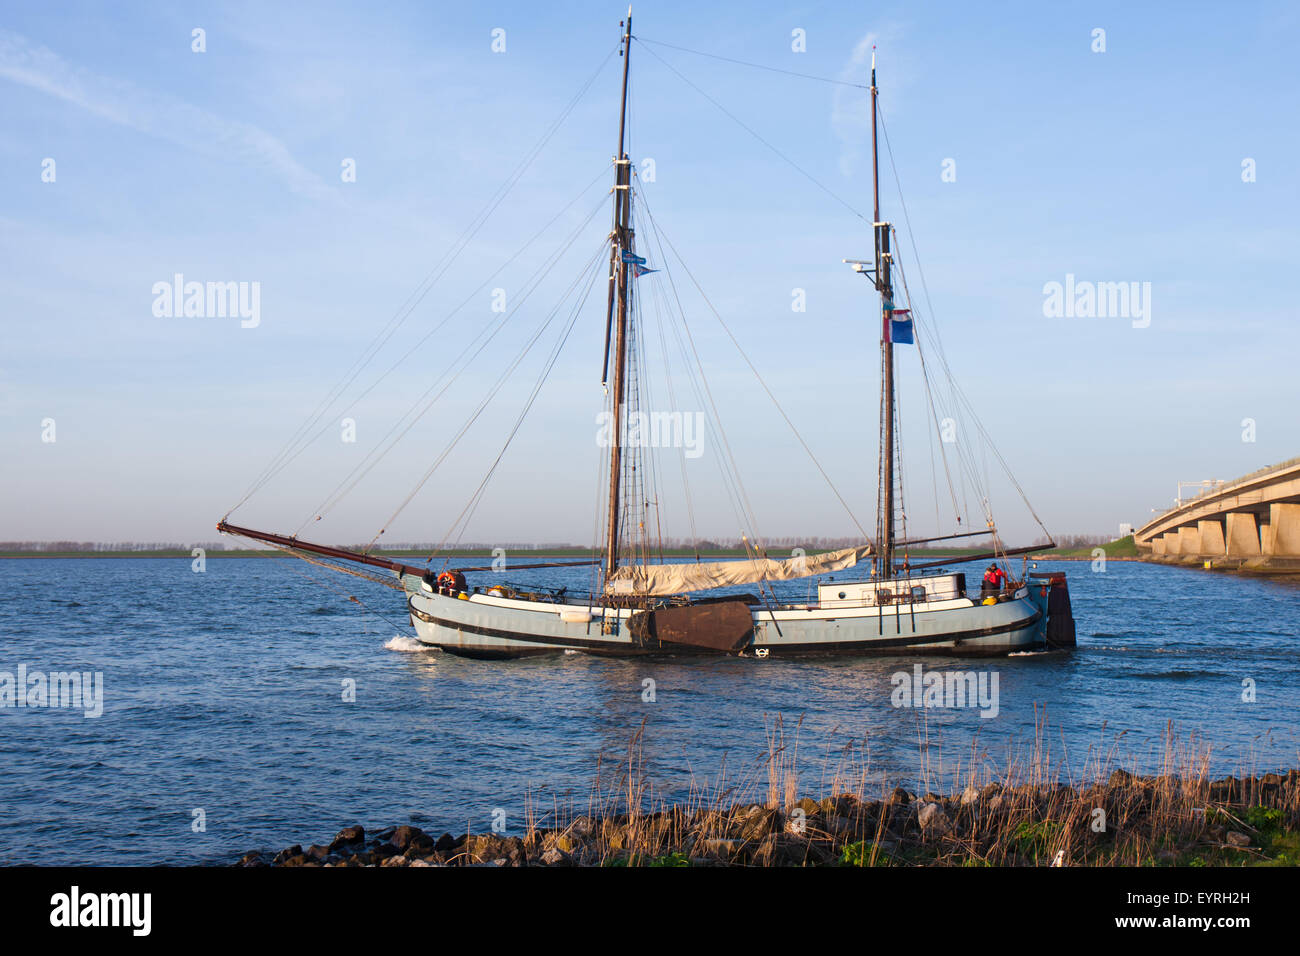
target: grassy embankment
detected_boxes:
[1031,535,1139,560]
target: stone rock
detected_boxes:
[795,797,820,817]
[238,850,265,867]
[503,836,526,866]
[272,845,303,865]
[979,782,1003,800]
[280,853,311,867]
[347,851,374,866]
[545,833,576,854]
[540,847,574,866]
[388,825,423,851]
[737,807,779,842]
[1225,830,1251,847]
[305,844,331,861]
[434,832,458,853]
[697,838,740,861]
[917,801,951,834]
[752,833,831,867]
[960,786,981,807]
[464,834,503,863]
[329,825,365,853]
[888,787,911,806]
[465,834,523,864]
[1108,769,1134,788]
[833,794,859,815]
[604,825,628,852]
[823,815,855,839]
[373,826,398,843]
[371,842,401,861]
[1209,778,1240,801]
[692,809,728,836]
[380,854,408,866]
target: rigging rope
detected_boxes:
[226,46,618,517]
[636,36,870,89]
[638,42,871,227]
[297,193,611,533]
[638,191,873,544]
[432,242,606,562]
[367,236,613,549]
[249,541,418,638]
[877,104,1055,545]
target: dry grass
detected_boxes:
[247,714,1300,868]
[507,713,1300,867]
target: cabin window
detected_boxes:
[911,586,927,603]
[876,589,892,605]
[837,591,846,600]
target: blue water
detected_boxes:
[0,556,1297,865]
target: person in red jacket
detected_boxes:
[981,564,1007,598]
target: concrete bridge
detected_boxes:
[1134,457,1300,572]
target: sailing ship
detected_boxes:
[218,13,1075,659]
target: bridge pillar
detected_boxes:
[1225,511,1261,556]
[1197,519,1226,555]
[1164,531,1182,555]
[1178,525,1200,556]
[1152,536,1166,555]
[1267,503,1300,555]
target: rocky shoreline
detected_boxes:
[236,770,1300,868]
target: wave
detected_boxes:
[385,635,435,654]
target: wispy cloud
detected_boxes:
[830,31,877,178]
[0,29,332,199]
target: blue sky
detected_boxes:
[2,0,1297,548]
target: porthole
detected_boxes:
[837,591,846,599]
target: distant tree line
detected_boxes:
[1030,534,1117,550]
[0,541,238,552]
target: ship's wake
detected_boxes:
[384,635,435,653]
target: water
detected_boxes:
[0,556,1296,865]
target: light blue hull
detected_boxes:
[406,579,1048,659]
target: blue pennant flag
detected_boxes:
[886,307,913,345]
[621,250,646,265]
[632,263,658,278]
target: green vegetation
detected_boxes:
[1036,535,1138,559]
[1011,820,1063,862]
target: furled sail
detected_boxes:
[605,545,874,595]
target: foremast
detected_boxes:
[870,50,898,580]
[602,9,634,582]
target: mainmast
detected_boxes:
[603,9,634,582]
[870,50,897,579]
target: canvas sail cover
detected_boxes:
[605,545,874,595]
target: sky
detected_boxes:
[1,0,1297,549]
